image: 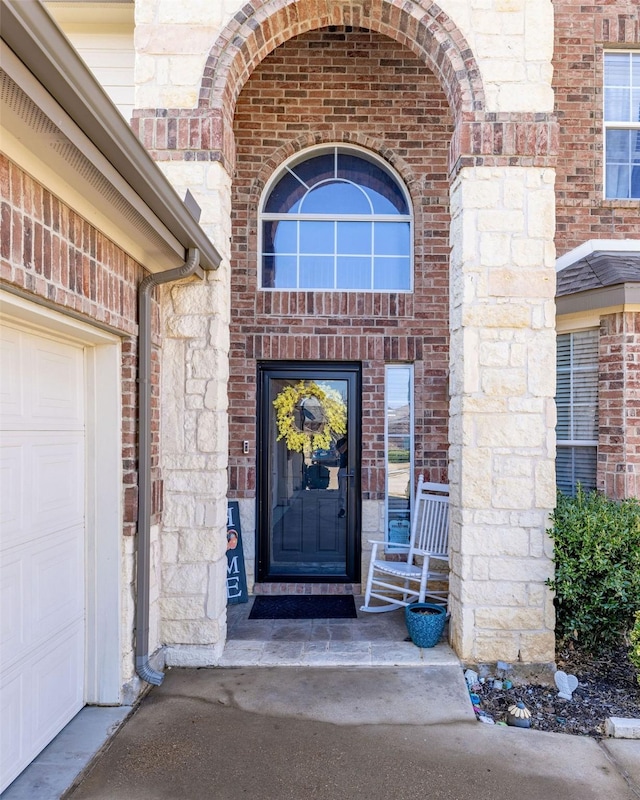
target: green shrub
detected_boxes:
[546,486,640,652]
[631,612,640,685]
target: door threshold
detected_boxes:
[253,582,362,595]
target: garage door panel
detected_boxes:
[0,325,24,423]
[0,442,24,541]
[0,326,84,431]
[1,433,84,545]
[0,669,26,791]
[32,527,84,643]
[0,553,27,662]
[31,338,84,427]
[31,626,84,754]
[1,527,83,672]
[0,627,84,792]
[32,436,84,534]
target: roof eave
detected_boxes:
[1,0,221,272]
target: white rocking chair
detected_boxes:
[360,476,449,612]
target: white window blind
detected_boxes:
[556,330,599,495]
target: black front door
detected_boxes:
[257,362,361,582]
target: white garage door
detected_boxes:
[0,323,86,793]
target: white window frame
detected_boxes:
[556,330,599,496]
[258,144,414,292]
[384,364,414,551]
[603,49,640,200]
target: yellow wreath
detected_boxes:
[273,381,347,454]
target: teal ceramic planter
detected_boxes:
[405,603,447,648]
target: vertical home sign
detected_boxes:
[226,501,248,604]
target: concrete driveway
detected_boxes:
[66,666,639,800]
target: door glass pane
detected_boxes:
[386,366,412,549]
[267,376,350,577]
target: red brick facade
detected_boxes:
[598,311,640,500]
[228,28,452,501]
[0,154,163,534]
[553,2,640,501]
[553,1,640,255]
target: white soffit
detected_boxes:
[1,43,185,272]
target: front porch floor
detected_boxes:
[222,595,460,667]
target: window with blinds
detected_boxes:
[556,330,599,495]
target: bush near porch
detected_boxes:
[547,487,640,673]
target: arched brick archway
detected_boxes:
[132,0,556,177]
[195,0,485,171]
[199,0,485,116]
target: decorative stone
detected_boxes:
[554,670,579,701]
[464,668,479,687]
[604,718,640,739]
[507,701,531,728]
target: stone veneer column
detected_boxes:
[448,166,557,666]
[156,161,232,666]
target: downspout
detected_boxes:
[136,248,204,685]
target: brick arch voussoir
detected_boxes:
[199,0,485,121]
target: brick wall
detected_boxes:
[228,28,452,501]
[0,154,163,534]
[553,0,640,256]
[598,311,640,500]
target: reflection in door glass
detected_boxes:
[268,377,349,576]
[386,365,413,549]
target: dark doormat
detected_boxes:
[249,594,357,620]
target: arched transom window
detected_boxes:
[260,146,412,291]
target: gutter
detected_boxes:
[136,249,215,685]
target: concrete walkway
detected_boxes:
[4,602,639,799]
[64,666,640,800]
